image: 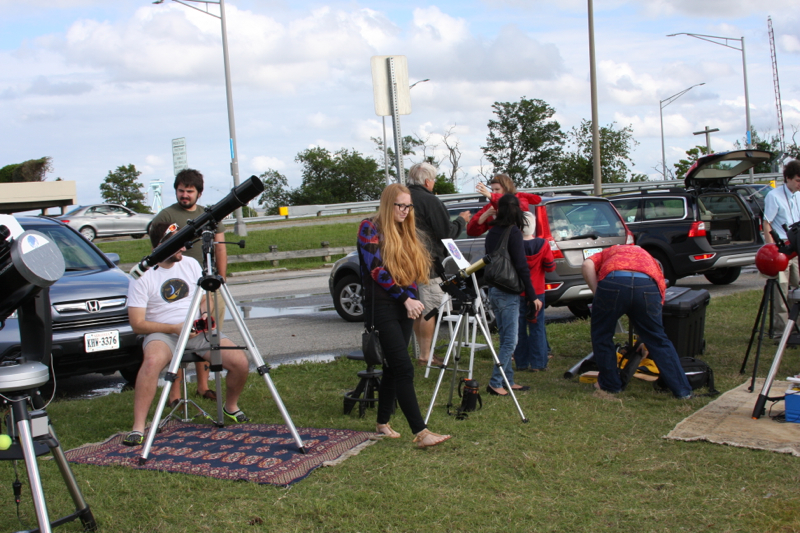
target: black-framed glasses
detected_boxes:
[394,203,414,212]
[159,223,179,244]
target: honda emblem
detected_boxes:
[85,300,101,313]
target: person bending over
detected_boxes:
[581,244,692,398]
[122,221,251,446]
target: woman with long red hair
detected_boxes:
[357,183,451,448]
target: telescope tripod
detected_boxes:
[139,230,305,464]
[0,383,96,533]
[752,290,800,419]
[740,277,799,392]
[424,276,528,424]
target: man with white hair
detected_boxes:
[407,162,471,365]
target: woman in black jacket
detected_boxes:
[484,194,542,396]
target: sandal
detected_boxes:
[376,424,401,438]
[122,430,144,447]
[223,407,250,424]
[412,428,451,449]
[197,389,217,401]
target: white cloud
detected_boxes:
[250,156,286,173]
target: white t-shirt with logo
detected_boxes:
[128,257,203,324]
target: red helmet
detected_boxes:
[755,244,789,277]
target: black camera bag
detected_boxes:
[655,356,719,396]
[451,378,482,420]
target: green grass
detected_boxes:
[3,289,800,532]
[95,221,360,268]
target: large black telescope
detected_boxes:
[130,175,264,279]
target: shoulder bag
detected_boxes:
[483,225,524,294]
[358,233,385,367]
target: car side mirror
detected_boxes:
[105,252,120,266]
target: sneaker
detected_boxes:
[223,407,250,423]
[122,431,144,447]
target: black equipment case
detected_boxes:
[661,286,710,359]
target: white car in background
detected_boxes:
[57,204,154,241]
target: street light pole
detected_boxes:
[659,82,705,180]
[668,32,753,183]
[154,0,247,235]
[587,0,602,196]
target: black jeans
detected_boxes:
[369,299,426,434]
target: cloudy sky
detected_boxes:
[2,0,799,208]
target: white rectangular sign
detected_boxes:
[370,55,411,117]
[172,137,188,176]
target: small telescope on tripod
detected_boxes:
[749,220,800,420]
[0,215,96,532]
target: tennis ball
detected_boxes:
[0,434,11,450]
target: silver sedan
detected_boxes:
[57,204,154,241]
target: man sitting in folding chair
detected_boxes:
[122,221,251,446]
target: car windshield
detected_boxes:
[547,201,626,242]
[23,224,109,271]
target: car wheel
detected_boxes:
[648,250,677,287]
[703,266,741,285]
[567,301,591,319]
[79,226,96,241]
[132,233,145,239]
[477,283,498,332]
[333,275,364,322]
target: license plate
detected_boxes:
[583,247,603,259]
[84,330,120,353]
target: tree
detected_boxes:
[673,146,709,179]
[734,127,783,172]
[257,169,292,215]
[481,97,565,188]
[100,164,149,213]
[441,126,462,187]
[290,147,384,205]
[546,120,646,187]
[0,157,52,183]
[432,175,457,195]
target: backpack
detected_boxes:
[655,357,719,396]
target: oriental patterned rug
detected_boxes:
[665,379,800,457]
[64,422,378,486]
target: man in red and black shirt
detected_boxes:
[581,245,692,398]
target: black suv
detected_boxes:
[329,195,633,321]
[0,216,143,382]
[608,150,771,287]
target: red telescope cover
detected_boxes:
[755,244,789,277]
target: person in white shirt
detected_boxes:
[763,160,800,333]
[122,221,251,446]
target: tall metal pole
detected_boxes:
[668,33,754,182]
[741,36,754,183]
[382,117,390,185]
[660,104,667,180]
[587,0,602,196]
[387,57,405,185]
[659,82,704,181]
[219,0,246,235]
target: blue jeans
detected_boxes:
[516,295,547,370]
[489,288,519,388]
[590,273,692,398]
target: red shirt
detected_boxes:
[466,191,542,237]
[589,245,667,302]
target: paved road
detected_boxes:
[53,265,767,399]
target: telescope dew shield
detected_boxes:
[0,228,65,323]
[131,176,264,279]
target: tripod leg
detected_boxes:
[218,284,306,453]
[424,298,449,379]
[424,314,465,424]
[749,282,773,391]
[46,423,96,531]
[207,289,225,426]
[140,287,204,464]
[740,279,769,374]
[753,302,799,419]
[11,400,52,533]
[474,314,528,423]
[445,314,469,412]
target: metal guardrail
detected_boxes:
[220,172,781,226]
